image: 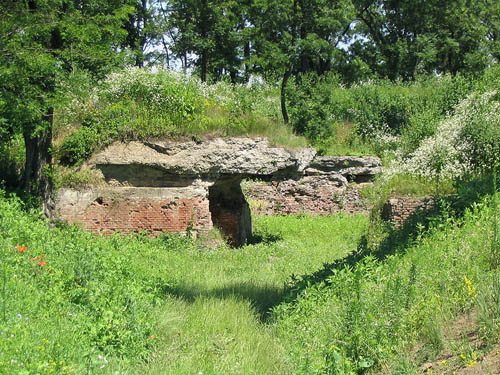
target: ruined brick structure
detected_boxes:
[55,138,382,245]
[381,197,436,227]
[243,179,369,216]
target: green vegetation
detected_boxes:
[2,1,500,374]
[45,63,497,174]
[0,196,367,374]
[55,68,306,167]
[274,194,500,374]
[2,185,500,374]
[0,0,134,208]
[2,0,500,200]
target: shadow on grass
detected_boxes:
[154,174,500,323]
[278,173,499,307]
[164,281,284,322]
[247,230,283,245]
[278,200,452,303]
[159,200,452,323]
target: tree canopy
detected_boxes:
[0,0,134,213]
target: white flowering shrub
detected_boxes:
[388,91,500,180]
[286,72,474,157]
[103,67,203,115]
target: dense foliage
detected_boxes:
[136,0,500,83]
[286,72,473,149]
[1,0,500,197]
[0,0,134,211]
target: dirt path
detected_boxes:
[420,311,500,375]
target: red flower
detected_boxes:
[35,257,40,261]
[29,258,34,262]
[41,255,45,259]
[38,261,46,267]
[149,335,156,340]
[16,245,27,253]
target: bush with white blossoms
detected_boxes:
[62,67,281,127]
[388,90,500,180]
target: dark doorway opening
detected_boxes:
[208,177,252,246]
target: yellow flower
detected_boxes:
[464,276,477,298]
[466,360,477,367]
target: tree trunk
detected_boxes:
[136,0,148,67]
[200,50,207,82]
[281,68,291,124]
[23,109,54,219]
[244,41,251,82]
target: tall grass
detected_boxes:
[54,68,308,167]
[272,193,500,374]
[0,193,367,374]
[2,187,500,374]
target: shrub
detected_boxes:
[287,72,475,157]
[388,90,500,180]
[287,73,343,141]
[58,126,100,165]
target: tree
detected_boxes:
[122,0,171,67]
[249,0,355,122]
[168,0,251,82]
[351,0,498,80]
[0,0,133,215]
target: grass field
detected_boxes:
[1,189,500,374]
[0,195,367,374]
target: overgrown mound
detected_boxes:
[55,68,303,167]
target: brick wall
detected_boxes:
[209,205,241,245]
[243,179,369,216]
[56,188,212,237]
[381,197,435,227]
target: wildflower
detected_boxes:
[150,335,156,340]
[41,255,45,259]
[29,258,34,262]
[35,257,40,261]
[16,245,27,253]
[39,261,47,267]
[464,276,477,298]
